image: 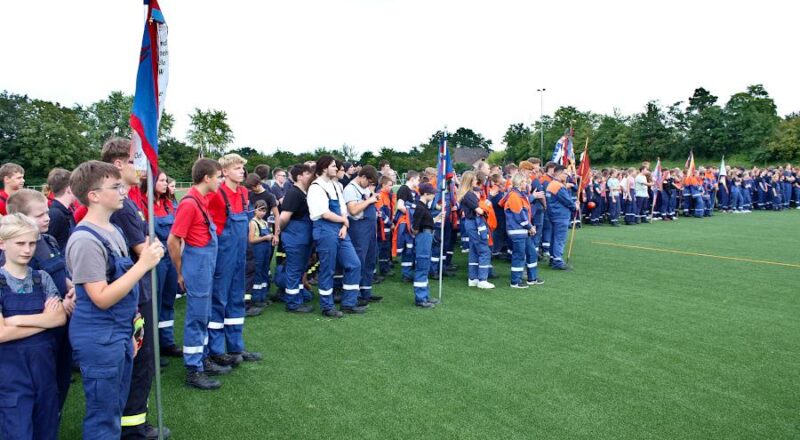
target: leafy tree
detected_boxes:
[723,84,780,156]
[4,99,93,180]
[761,113,800,162]
[627,101,674,160]
[158,138,197,181]
[187,108,234,157]
[448,127,493,151]
[76,91,133,149]
[502,123,535,163]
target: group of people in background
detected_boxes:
[0,144,797,439]
[578,162,799,226]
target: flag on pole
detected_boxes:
[551,128,574,167]
[433,131,454,207]
[576,142,591,193]
[653,158,663,190]
[685,150,695,176]
[131,0,169,174]
[719,156,727,176]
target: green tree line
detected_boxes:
[1,85,797,183]
[503,85,798,166]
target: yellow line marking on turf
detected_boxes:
[591,241,800,269]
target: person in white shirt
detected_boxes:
[307,156,365,317]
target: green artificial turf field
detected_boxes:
[60,210,800,439]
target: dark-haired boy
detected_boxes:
[168,158,231,390]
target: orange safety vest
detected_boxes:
[376,189,395,241]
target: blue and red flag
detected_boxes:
[131,0,169,174]
[551,128,574,167]
[653,158,663,190]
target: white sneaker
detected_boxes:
[468,279,478,287]
[510,283,529,289]
[477,281,495,289]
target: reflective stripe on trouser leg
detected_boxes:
[122,285,154,432]
[182,242,216,371]
[156,255,178,348]
[414,231,432,304]
[465,219,479,280]
[398,223,415,279]
[510,238,526,285]
[224,252,247,354]
[525,236,538,281]
[315,225,340,311]
[251,242,270,303]
[75,339,133,440]
[337,235,362,308]
[349,218,376,300]
[284,243,310,311]
[550,220,568,267]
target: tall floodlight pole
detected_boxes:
[537,88,546,161]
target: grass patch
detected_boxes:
[60,210,800,439]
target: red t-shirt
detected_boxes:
[154,198,174,217]
[0,189,8,215]
[207,183,249,235]
[73,204,88,223]
[171,187,213,247]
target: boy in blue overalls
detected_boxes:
[206,154,263,367]
[546,166,577,271]
[344,165,384,305]
[169,159,232,389]
[65,160,163,439]
[276,164,316,314]
[411,183,441,308]
[5,189,77,415]
[0,213,69,440]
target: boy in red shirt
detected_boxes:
[206,154,262,367]
[0,163,26,215]
[167,158,230,390]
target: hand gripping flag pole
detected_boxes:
[131,1,168,438]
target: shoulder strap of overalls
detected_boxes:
[31,270,42,287]
[310,181,331,200]
[74,225,117,278]
[41,234,60,255]
[219,188,232,216]
[184,195,211,226]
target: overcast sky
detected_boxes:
[2,0,798,154]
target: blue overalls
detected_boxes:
[180,196,218,372]
[608,189,621,224]
[311,182,362,311]
[530,181,545,254]
[28,235,72,414]
[505,189,537,285]
[209,190,248,356]
[546,182,575,269]
[413,222,433,304]
[281,201,313,312]
[250,218,272,304]
[0,271,59,440]
[347,184,378,301]
[69,226,139,440]
[691,184,705,217]
[154,203,179,350]
[462,192,491,282]
[782,172,792,208]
